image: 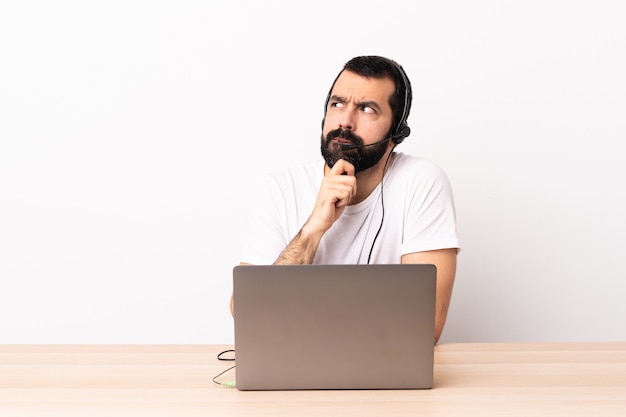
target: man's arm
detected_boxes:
[273,225,325,265]
[273,159,357,265]
[231,160,357,316]
[402,248,457,345]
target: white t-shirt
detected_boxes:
[241,152,460,265]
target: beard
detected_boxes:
[320,128,390,173]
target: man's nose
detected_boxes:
[338,108,356,131]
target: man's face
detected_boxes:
[320,128,390,173]
[320,70,395,173]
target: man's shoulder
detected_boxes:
[391,152,448,178]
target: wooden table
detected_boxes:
[1,343,625,416]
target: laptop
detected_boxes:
[232,264,437,390]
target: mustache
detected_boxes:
[325,128,364,147]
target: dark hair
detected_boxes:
[326,55,412,134]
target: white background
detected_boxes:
[1,1,625,343]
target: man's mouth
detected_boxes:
[332,137,351,144]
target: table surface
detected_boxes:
[1,342,626,417]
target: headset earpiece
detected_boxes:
[390,61,411,144]
[392,123,411,144]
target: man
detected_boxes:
[234,56,460,344]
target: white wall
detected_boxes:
[1,1,624,343]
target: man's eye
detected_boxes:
[331,102,345,109]
[361,106,375,114]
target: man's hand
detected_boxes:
[273,159,356,265]
[306,159,357,234]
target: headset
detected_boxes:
[322,58,411,145]
[389,60,411,144]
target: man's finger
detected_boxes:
[329,159,355,176]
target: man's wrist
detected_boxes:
[299,221,326,242]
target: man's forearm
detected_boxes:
[274,224,324,265]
